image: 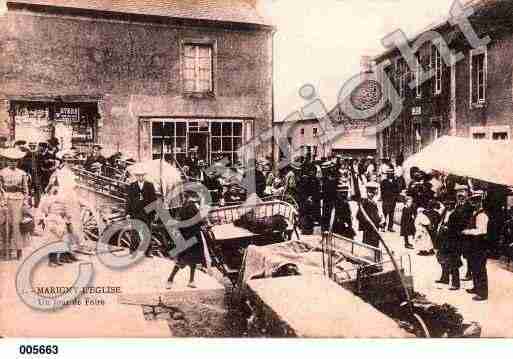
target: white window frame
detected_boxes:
[396,58,406,98]
[432,45,443,95]
[182,41,215,95]
[415,63,422,98]
[469,47,487,106]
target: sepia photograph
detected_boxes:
[0,0,512,344]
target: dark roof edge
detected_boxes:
[6,1,276,32]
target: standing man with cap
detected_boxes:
[126,165,157,257]
[0,148,30,259]
[380,167,401,232]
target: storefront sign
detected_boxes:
[56,106,80,124]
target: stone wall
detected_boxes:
[0,7,273,159]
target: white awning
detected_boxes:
[404,136,513,186]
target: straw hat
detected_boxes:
[1,147,26,160]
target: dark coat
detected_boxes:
[437,205,472,267]
[400,205,416,237]
[126,181,157,223]
[333,200,355,239]
[357,198,382,248]
[176,202,206,266]
[380,177,400,203]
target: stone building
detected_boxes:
[274,58,378,163]
[0,0,274,165]
[374,0,513,161]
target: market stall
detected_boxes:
[403,136,513,186]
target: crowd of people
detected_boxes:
[1,135,511,300]
[0,137,122,263]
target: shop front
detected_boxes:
[9,100,100,151]
[148,118,253,166]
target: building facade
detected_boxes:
[0,0,274,165]
[374,0,513,161]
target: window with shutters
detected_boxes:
[470,47,487,106]
[182,43,214,94]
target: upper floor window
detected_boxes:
[470,47,487,105]
[412,60,422,99]
[300,128,305,135]
[313,127,318,137]
[183,44,213,94]
[431,45,442,95]
[396,58,407,98]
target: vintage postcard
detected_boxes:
[0,0,512,341]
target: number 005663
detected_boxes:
[19,345,59,355]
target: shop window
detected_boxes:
[183,44,213,94]
[470,47,487,105]
[152,121,186,161]
[211,121,243,165]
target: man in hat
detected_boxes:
[126,166,157,257]
[296,157,319,235]
[333,184,355,239]
[84,145,106,172]
[462,191,490,301]
[0,148,30,259]
[454,184,475,281]
[357,181,384,251]
[321,160,339,232]
[436,199,463,290]
[380,167,401,232]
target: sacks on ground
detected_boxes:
[234,210,288,234]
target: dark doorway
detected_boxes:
[188,132,209,163]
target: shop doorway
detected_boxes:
[188,132,209,163]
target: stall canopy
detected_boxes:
[404,136,513,186]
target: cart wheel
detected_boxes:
[116,228,137,249]
[412,313,431,338]
[81,207,100,242]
